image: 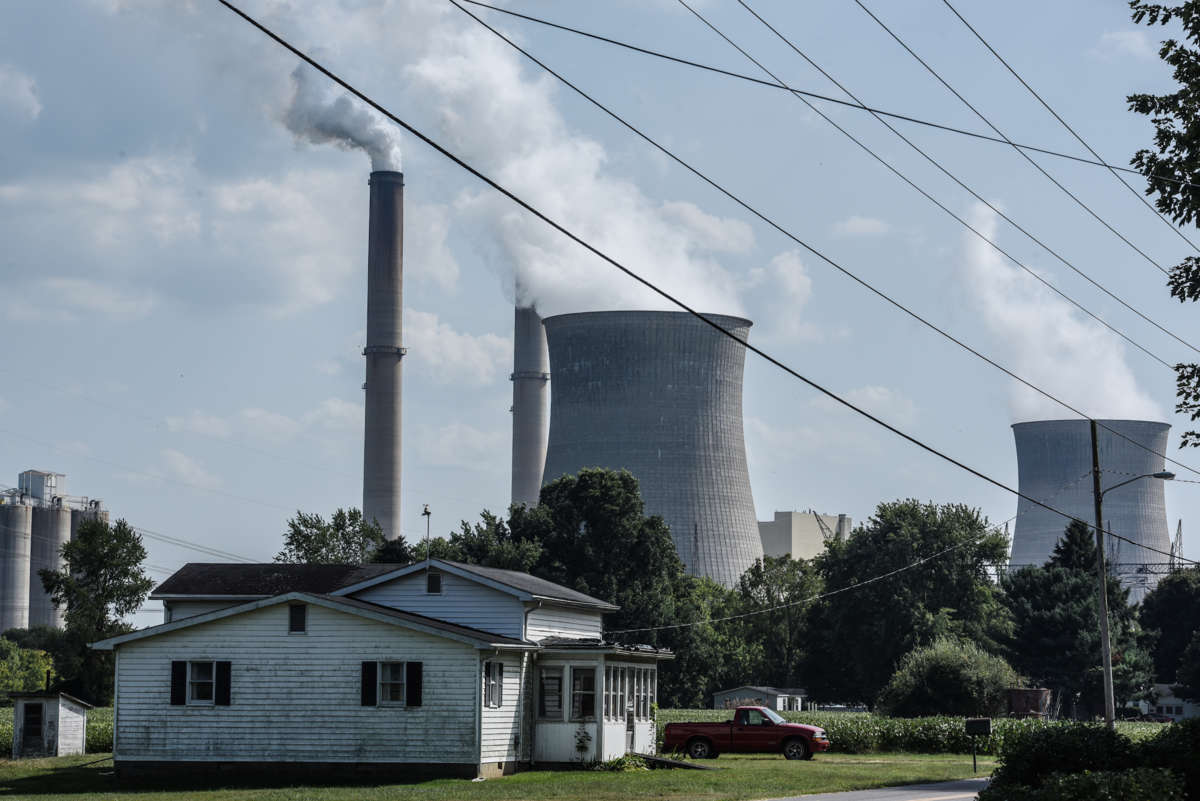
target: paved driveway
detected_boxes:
[766,777,988,801]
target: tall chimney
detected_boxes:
[511,305,550,508]
[362,171,405,540]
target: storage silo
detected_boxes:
[28,504,71,628]
[1011,419,1171,602]
[541,311,762,587]
[0,503,32,632]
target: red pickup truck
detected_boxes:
[663,706,831,760]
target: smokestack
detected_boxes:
[362,171,405,540]
[511,306,550,508]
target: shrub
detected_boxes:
[876,637,1020,718]
[1140,718,1200,800]
[987,723,1136,792]
[979,768,1184,801]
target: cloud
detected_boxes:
[812,385,917,428]
[283,64,402,171]
[239,408,303,444]
[160,448,221,490]
[414,421,507,470]
[1094,30,1157,61]
[165,398,363,446]
[166,411,233,439]
[0,277,157,323]
[959,203,1162,421]
[0,65,42,121]
[404,308,511,386]
[407,203,460,291]
[833,215,892,237]
[302,398,363,432]
[753,250,827,342]
[660,201,755,253]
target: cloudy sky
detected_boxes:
[2,0,1198,624]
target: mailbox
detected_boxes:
[965,718,991,737]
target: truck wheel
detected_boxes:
[687,738,714,759]
[783,738,810,761]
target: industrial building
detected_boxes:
[759,510,852,561]
[1010,420,1172,603]
[510,305,550,509]
[0,470,107,632]
[539,310,762,587]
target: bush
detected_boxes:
[979,768,1184,801]
[1140,718,1200,800]
[876,637,1020,718]
[987,723,1136,792]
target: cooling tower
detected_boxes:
[511,306,550,508]
[1011,419,1171,601]
[541,311,763,587]
[28,505,71,628]
[362,171,405,540]
[0,503,32,632]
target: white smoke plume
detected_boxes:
[283,65,401,172]
[961,203,1162,422]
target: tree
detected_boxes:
[731,556,823,691]
[1140,566,1200,682]
[0,638,56,694]
[1176,629,1200,700]
[802,500,1012,703]
[275,507,395,564]
[1003,521,1154,717]
[875,637,1021,717]
[1129,2,1200,445]
[38,517,155,703]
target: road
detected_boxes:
[768,778,988,801]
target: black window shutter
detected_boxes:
[170,661,187,705]
[406,661,422,707]
[361,661,377,706]
[215,661,232,706]
[497,662,504,707]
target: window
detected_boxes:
[189,661,215,704]
[618,667,627,717]
[538,668,563,719]
[426,571,442,594]
[22,702,42,739]
[380,661,406,703]
[571,666,596,720]
[289,604,307,633]
[604,666,613,719]
[484,661,504,708]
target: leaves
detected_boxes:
[275,507,394,564]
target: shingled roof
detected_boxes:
[438,560,619,610]
[151,563,404,598]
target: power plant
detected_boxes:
[0,470,107,632]
[539,311,763,587]
[1011,419,1171,602]
[510,305,550,508]
[760,510,853,561]
[361,170,405,540]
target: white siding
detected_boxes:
[351,572,525,639]
[164,600,245,623]
[57,701,86,756]
[479,652,526,763]
[534,721,596,763]
[113,603,484,765]
[525,605,603,642]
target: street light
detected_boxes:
[1090,419,1175,730]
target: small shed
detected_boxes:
[9,691,92,758]
[713,685,807,711]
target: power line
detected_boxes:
[939,0,1200,256]
[213,0,1200,571]
[448,0,1200,486]
[455,0,1200,193]
[732,0,1199,356]
[852,0,1175,278]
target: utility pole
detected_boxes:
[1089,420,1116,731]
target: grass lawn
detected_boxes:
[0,752,994,800]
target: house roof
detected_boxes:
[7,690,94,708]
[150,563,404,598]
[715,685,807,697]
[92,591,536,651]
[332,559,619,611]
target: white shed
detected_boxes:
[713,685,807,711]
[9,691,92,758]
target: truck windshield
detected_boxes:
[762,708,785,725]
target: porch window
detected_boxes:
[539,667,563,719]
[617,666,626,716]
[604,666,613,719]
[571,666,595,720]
[484,660,504,708]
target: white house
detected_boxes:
[1137,683,1200,722]
[94,559,671,778]
[712,685,807,711]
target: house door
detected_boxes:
[625,707,635,752]
[22,703,43,754]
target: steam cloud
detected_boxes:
[961,203,1162,422]
[283,65,401,172]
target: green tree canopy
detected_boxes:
[875,636,1021,718]
[38,517,154,703]
[1176,629,1200,701]
[0,638,56,695]
[731,556,823,691]
[276,507,400,564]
[1003,521,1154,716]
[1140,566,1200,682]
[802,500,1012,703]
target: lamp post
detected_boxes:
[1089,419,1174,729]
